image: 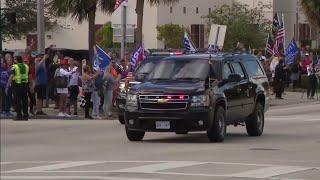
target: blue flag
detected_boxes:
[285,39,299,65]
[93,45,111,71]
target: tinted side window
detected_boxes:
[243,60,264,77]
[232,62,246,79]
[223,63,232,79]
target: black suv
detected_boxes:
[117,52,183,124]
[124,53,270,142]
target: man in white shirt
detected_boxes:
[68,58,80,116]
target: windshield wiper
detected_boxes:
[173,77,201,81]
[150,78,171,81]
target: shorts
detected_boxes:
[69,86,79,102]
[35,85,47,100]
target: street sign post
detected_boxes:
[208,24,227,50]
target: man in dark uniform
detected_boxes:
[7,56,31,120]
[274,59,286,99]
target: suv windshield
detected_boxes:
[148,59,210,81]
[135,56,167,77]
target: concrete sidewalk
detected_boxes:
[1,91,319,120]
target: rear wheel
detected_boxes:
[245,102,264,136]
[207,106,226,142]
[125,126,145,141]
[118,115,125,124]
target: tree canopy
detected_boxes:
[156,23,184,49]
[2,0,57,41]
[206,2,271,51]
[49,0,115,61]
[300,0,320,28]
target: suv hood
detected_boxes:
[131,81,205,94]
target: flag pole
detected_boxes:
[282,13,286,55]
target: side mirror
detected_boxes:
[228,74,242,83]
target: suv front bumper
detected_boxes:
[125,108,211,132]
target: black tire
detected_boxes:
[175,131,188,135]
[207,106,226,142]
[245,102,264,136]
[118,115,125,124]
[125,126,145,141]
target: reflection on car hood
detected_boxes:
[131,81,205,94]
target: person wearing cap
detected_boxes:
[7,55,31,120]
[55,58,73,118]
[35,53,49,115]
[302,52,312,74]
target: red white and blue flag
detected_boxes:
[131,44,145,69]
[114,0,127,11]
[273,13,285,57]
[266,34,274,55]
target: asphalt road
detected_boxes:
[1,102,320,180]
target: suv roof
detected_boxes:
[162,52,257,61]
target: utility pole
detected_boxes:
[37,0,45,53]
[121,3,127,59]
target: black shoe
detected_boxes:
[23,116,29,121]
[74,112,78,116]
[36,111,47,115]
[85,116,93,120]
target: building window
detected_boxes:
[190,24,205,48]
[183,7,186,14]
[170,7,173,13]
[196,7,199,14]
[209,8,211,14]
[299,23,311,40]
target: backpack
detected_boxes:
[54,68,68,88]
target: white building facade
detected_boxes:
[3,0,319,51]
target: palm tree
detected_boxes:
[135,0,179,47]
[300,0,320,28]
[50,0,115,61]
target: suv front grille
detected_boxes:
[139,95,189,110]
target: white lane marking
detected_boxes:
[113,161,207,173]
[8,161,104,173]
[1,176,163,180]
[0,162,13,165]
[229,166,310,178]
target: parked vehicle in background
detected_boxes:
[124,53,270,142]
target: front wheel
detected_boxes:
[207,106,226,142]
[245,103,264,136]
[125,126,145,141]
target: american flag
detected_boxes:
[266,34,274,55]
[273,13,285,57]
[273,27,285,57]
[114,0,127,10]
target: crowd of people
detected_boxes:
[0,48,131,121]
[256,47,320,100]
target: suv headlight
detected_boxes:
[126,93,138,107]
[191,95,210,107]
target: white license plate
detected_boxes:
[156,121,170,129]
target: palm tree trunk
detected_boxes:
[88,9,96,64]
[135,0,144,47]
